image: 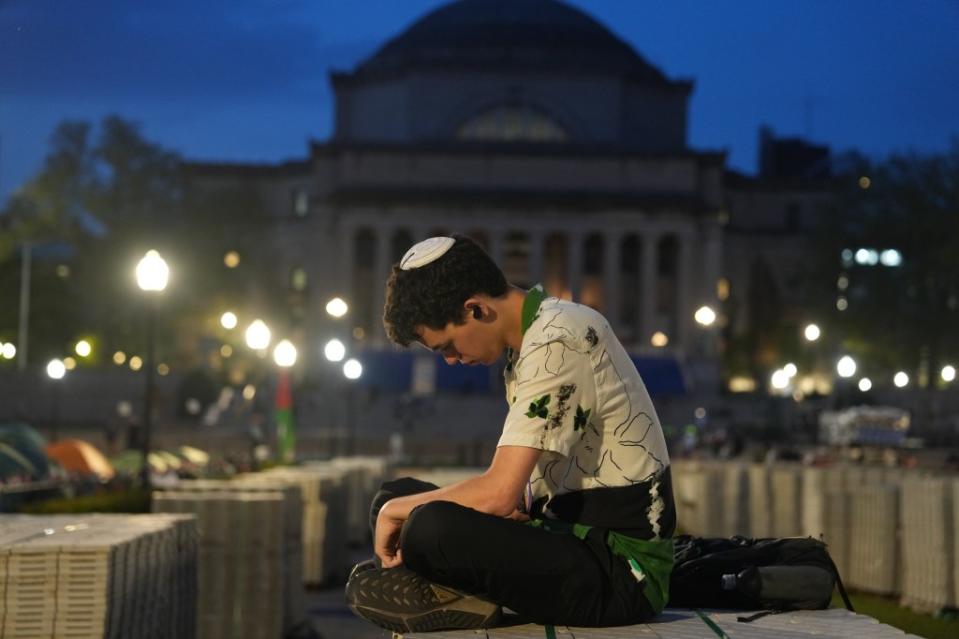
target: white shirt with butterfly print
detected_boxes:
[498,295,671,535]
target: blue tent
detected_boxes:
[0,423,51,480]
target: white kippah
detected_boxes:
[399,237,456,270]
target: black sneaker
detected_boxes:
[349,558,378,581]
[345,566,502,633]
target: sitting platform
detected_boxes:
[399,607,919,638]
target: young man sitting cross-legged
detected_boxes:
[346,235,676,633]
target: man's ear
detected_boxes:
[464,297,485,321]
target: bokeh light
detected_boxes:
[694,306,716,326]
[343,358,363,380]
[46,359,66,380]
[324,339,346,362]
[837,356,856,378]
[326,297,348,318]
[273,339,298,367]
[245,320,271,350]
[75,340,92,358]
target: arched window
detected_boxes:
[581,233,605,311]
[620,235,640,328]
[503,231,531,287]
[544,232,568,300]
[457,106,568,143]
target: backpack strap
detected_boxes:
[830,557,855,612]
[694,610,732,638]
[737,609,783,623]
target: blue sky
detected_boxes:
[1,0,957,203]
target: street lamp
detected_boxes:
[273,339,297,367]
[893,371,909,388]
[273,339,298,463]
[343,358,362,380]
[803,324,821,342]
[135,249,168,488]
[694,306,716,327]
[75,339,92,358]
[46,358,66,441]
[220,311,238,330]
[342,358,362,453]
[324,338,346,362]
[836,356,856,378]
[245,319,271,351]
[326,297,349,318]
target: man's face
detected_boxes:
[417,315,501,366]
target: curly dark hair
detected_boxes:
[383,235,508,346]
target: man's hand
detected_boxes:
[504,508,530,522]
[375,502,405,568]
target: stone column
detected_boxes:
[528,232,545,286]
[603,232,621,327]
[675,231,693,354]
[373,228,391,345]
[640,232,659,346]
[699,221,722,358]
[339,222,355,305]
[702,222,723,304]
[567,232,583,302]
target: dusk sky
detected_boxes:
[2,0,958,204]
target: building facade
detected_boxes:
[186,0,831,397]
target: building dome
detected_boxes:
[355,0,669,84]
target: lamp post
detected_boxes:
[343,358,362,455]
[323,298,349,454]
[273,339,297,463]
[245,319,271,352]
[46,358,66,441]
[693,305,717,350]
[135,249,169,488]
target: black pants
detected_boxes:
[369,477,655,627]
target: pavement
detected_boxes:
[307,584,395,639]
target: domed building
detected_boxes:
[186,0,798,399]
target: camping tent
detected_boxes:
[45,439,115,480]
[0,422,51,479]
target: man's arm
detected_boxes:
[376,445,541,567]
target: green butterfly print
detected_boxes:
[574,405,591,431]
[525,394,551,419]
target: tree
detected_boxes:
[0,121,97,362]
[1,115,290,375]
[811,143,959,387]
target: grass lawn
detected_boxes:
[833,591,959,639]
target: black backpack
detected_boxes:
[669,535,854,621]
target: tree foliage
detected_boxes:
[813,143,959,385]
[0,115,281,369]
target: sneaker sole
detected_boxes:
[349,600,501,633]
[346,566,501,633]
